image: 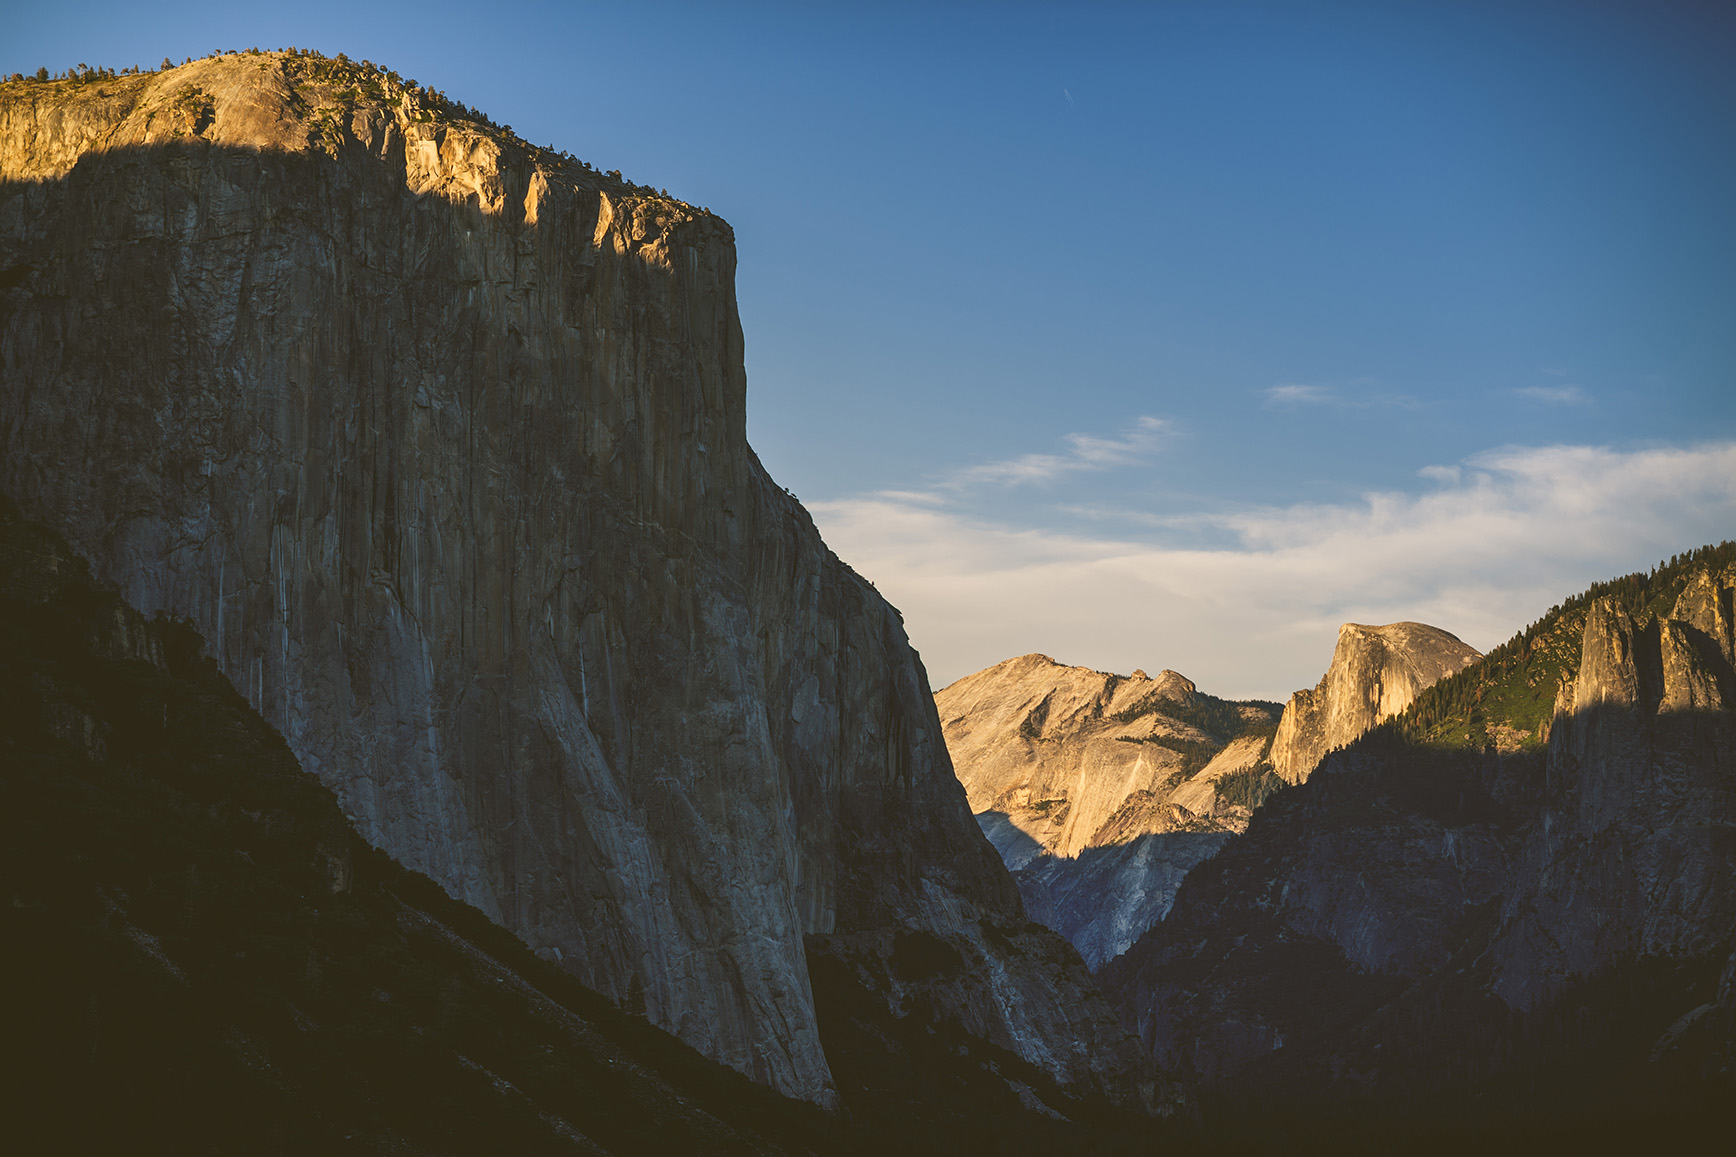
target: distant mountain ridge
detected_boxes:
[939,623,1479,968]
[1098,542,1736,1128]
[937,654,1282,966]
[943,654,1282,854]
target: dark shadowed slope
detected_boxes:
[0,496,1183,1153]
[0,496,840,1154]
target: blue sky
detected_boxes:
[9,1,1735,696]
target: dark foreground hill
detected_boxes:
[0,495,819,1153]
[0,496,1165,1154]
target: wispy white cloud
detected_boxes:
[1261,382,1419,410]
[1417,464,1462,485]
[1263,383,1333,407]
[949,415,1166,487]
[1516,384,1589,405]
[872,489,950,506]
[811,441,1736,700]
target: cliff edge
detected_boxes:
[0,52,1144,1108]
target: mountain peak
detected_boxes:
[937,654,1281,965]
[1,53,1145,1109]
[1270,619,1480,783]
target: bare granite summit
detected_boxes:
[1269,621,1481,784]
[938,653,1279,966]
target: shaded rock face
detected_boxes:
[1269,621,1480,784]
[937,653,1278,967]
[1099,564,1736,1106]
[1492,586,1736,1010]
[0,56,1140,1106]
[0,499,835,1154]
[1016,832,1233,971]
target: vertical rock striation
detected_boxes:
[0,55,1140,1106]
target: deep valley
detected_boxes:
[2,49,1733,1154]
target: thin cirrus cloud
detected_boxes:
[947,415,1166,487]
[1261,382,1419,410]
[1262,383,1334,407]
[810,439,1736,700]
[1515,384,1590,405]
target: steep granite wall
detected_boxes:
[0,55,1140,1105]
[1492,583,1736,1008]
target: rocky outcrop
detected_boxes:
[1099,558,1736,1113]
[937,653,1279,966]
[1268,622,1480,784]
[0,55,1142,1107]
[1491,581,1736,1010]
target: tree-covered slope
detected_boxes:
[1394,541,1736,750]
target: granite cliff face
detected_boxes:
[1099,552,1736,1116]
[0,497,846,1154]
[1268,621,1480,784]
[937,654,1280,967]
[1491,582,1736,1010]
[0,54,1143,1107]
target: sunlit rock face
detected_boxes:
[1099,564,1736,1100]
[0,54,1144,1106]
[938,653,1279,967]
[1269,621,1481,784]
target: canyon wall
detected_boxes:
[0,55,1141,1106]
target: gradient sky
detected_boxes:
[8,1,1735,697]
